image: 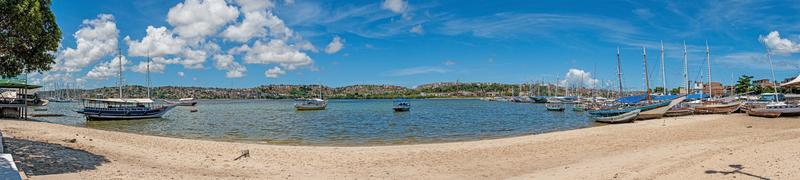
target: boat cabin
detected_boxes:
[757,93,785,102]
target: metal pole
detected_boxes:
[683,41,689,95]
[705,41,712,99]
[616,47,624,97]
[661,41,667,94]
[643,46,652,101]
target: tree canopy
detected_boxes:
[735,75,753,94]
[0,0,61,78]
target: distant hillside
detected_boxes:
[39,82,616,99]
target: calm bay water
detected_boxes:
[37,99,596,146]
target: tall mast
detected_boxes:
[763,41,778,100]
[146,51,151,99]
[117,47,123,99]
[616,47,624,97]
[643,46,651,101]
[660,41,667,94]
[683,41,689,95]
[705,41,712,99]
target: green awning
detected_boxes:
[0,76,40,89]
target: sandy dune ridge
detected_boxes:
[2,114,799,179]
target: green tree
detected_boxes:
[670,88,681,94]
[0,0,61,78]
[735,75,753,94]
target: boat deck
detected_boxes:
[638,96,686,120]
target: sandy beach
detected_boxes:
[2,114,800,179]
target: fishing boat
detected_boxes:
[545,103,565,111]
[592,109,640,123]
[166,98,197,106]
[587,100,670,117]
[76,98,176,120]
[746,94,800,117]
[693,102,741,114]
[393,99,411,112]
[76,49,175,120]
[665,106,693,117]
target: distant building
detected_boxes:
[753,79,776,89]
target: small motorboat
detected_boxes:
[393,99,411,112]
[166,98,197,106]
[592,109,641,123]
[545,103,565,111]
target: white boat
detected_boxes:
[167,98,197,106]
[592,109,640,123]
[545,103,565,111]
[294,98,327,110]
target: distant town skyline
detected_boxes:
[31,0,800,90]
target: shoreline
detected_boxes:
[3,114,800,179]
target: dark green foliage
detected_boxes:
[0,0,61,77]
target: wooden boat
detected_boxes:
[593,109,640,123]
[393,99,410,112]
[693,102,741,114]
[746,101,800,118]
[76,98,176,120]
[664,107,693,117]
[587,100,670,117]
[294,98,327,110]
[545,103,565,111]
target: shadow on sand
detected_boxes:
[705,164,770,180]
[3,138,108,176]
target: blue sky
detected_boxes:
[36,0,800,90]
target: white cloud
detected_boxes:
[86,56,130,80]
[234,0,274,12]
[265,66,286,78]
[559,68,598,88]
[180,48,208,69]
[234,39,313,70]
[177,71,185,77]
[443,60,456,66]
[381,0,407,13]
[387,66,449,76]
[324,36,344,54]
[167,0,240,40]
[410,24,424,34]
[760,31,800,55]
[213,54,247,78]
[57,14,118,72]
[132,61,166,74]
[220,11,270,42]
[125,26,186,57]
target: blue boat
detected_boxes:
[588,100,671,117]
[393,99,411,112]
[76,98,176,120]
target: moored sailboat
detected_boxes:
[76,49,175,120]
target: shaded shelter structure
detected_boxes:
[0,75,41,119]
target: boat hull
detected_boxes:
[746,110,781,118]
[77,106,176,120]
[295,105,326,111]
[593,109,640,123]
[693,103,741,114]
[393,107,410,112]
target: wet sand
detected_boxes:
[2,114,800,179]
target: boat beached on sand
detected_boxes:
[592,109,640,123]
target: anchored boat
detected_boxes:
[76,98,175,120]
[393,99,411,112]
